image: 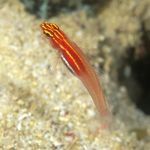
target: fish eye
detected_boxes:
[44,32,50,37]
[44,30,53,37]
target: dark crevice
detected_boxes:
[20,0,111,18]
[118,23,150,115]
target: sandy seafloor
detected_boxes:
[0,0,150,149]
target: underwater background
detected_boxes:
[0,0,150,149]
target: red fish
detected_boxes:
[40,22,110,117]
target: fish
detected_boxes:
[40,22,110,118]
